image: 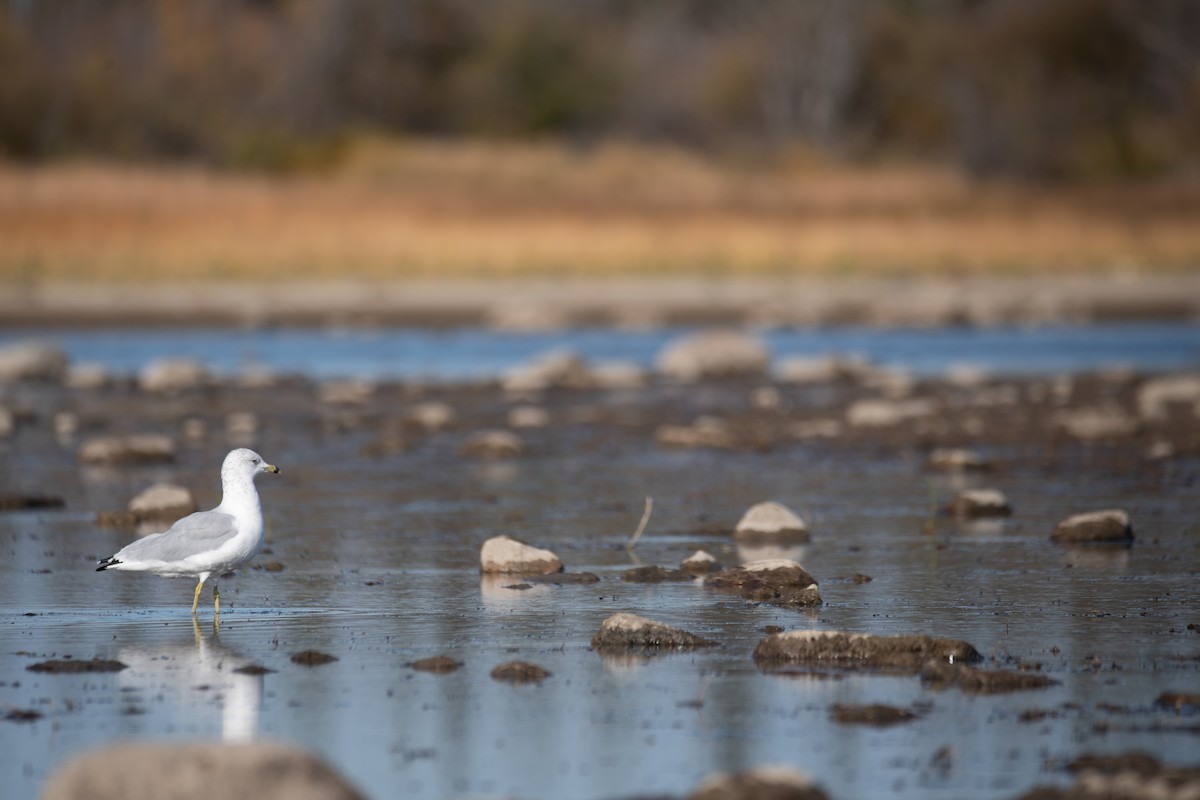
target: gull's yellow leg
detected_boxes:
[213,584,220,617]
[191,579,204,615]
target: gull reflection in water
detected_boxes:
[117,619,264,742]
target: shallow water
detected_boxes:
[2,393,1198,799]
[5,322,1200,380]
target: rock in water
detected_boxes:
[479,535,563,575]
[656,329,770,381]
[681,550,719,574]
[78,435,176,465]
[1050,509,1133,545]
[138,357,209,392]
[591,612,717,651]
[734,501,809,544]
[948,488,1011,518]
[753,630,981,673]
[705,559,821,608]
[0,341,68,382]
[460,430,524,458]
[128,483,196,522]
[689,766,830,800]
[42,742,365,800]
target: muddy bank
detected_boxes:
[3,275,1200,329]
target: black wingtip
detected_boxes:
[96,558,120,572]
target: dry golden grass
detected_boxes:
[2,139,1199,283]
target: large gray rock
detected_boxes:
[0,341,68,382]
[128,483,196,522]
[753,630,981,673]
[734,501,809,545]
[78,434,175,465]
[479,535,562,575]
[656,329,770,381]
[591,612,717,651]
[1051,509,1133,545]
[42,741,365,800]
[139,357,209,392]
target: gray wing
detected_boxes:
[114,510,239,563]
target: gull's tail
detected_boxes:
[96,557,121,572]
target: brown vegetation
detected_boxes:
[2,140,1199,282]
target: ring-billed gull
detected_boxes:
[97,448,279,615]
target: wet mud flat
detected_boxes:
[1,352,1199,799]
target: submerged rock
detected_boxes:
[681,550,720,575]
[733,501,809,545]
[753,630,981,673]
[524,571,600,585]
[705,559,821,609]
[490,661,550,684]
[0,341,68,383]
[78,435,175,465]
[27,658,127,674]
[920,662,1057,694]
[460,429,524,458]
[42,742,365,800]
[656,329,770,382]
[689,766,830,800]
[0,493,65,512]
[128,483,196,522]
[479,535,563,575]
[1051,509,1133,545]
[1014,752,1200,800]
[409,655,462,674]
[948,488,1011,518]
[621,565,694,583]
[591,612,717,651]
[290,650,338,667]
[830,703,919,726]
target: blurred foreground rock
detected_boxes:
[689,766,830,800]
[0,341,67,382]
[656,329,770,381]
[42,741,365,800]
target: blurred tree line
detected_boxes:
[1,0,1197,179]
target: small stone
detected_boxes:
[232,664,276,676]
[734,501,809,545]
[78,435,175,466]
[225,411,260,440]
[705,559,821,609]
[508,406,550,428]
[128,483,196,521]
[753,630,981,673]
[588,361,647,390]
[948,488,1011,518]
[1154,691,1200,711]
[927,448,991,472]
[181,417,207,441]
[290,650,338,667]
[655,417,735,449]
[407,401,456,432]
[42,742,365,800]
[318,379,375,406]
[591,612,717,651]
[681,550,719,575]
[1051,509,1133,545]
[1054,407,1139,439]
[0,494,65,511]
[1137,374,1200,419]
[65,362,110,390]
[503,348,589,392]
[460,430,524,458]
[845,398,935,428]
[479,535,563,575]
[139,357,209,392]
[490,661,550,684]
[656,329,770,382]
[689,766,830,800]
[0,341,68,382]
[410,655,462,674]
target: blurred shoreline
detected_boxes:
[3,274,1197,330]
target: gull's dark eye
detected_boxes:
[251,458,260,464]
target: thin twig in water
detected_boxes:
[625,496,653,552]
